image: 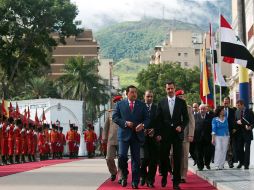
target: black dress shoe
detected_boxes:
[111,174,116,181]
[161,176,167,187]
[180,179,186,183]
[132,183,138,189]
[147,183,155,188]
[244,166,249,170]
[118,179,122,184]
[237,164,243,169]
[140,178,146,186]
[229,164,234,168]
[173,184,181,190]
[121,179,127,187]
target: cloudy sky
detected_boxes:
[71,0,229,30]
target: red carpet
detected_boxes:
[98,171,217,190]
[0,159,81,177]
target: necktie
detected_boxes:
[169,99,174,116]
[130,101,134,112]
[224,108,228,118]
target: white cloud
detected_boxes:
[71,0,229,30]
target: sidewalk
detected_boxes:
[0,159,109,190]
[188,159,254,190]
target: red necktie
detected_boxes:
[130,101,134,111]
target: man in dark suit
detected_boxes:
[194,104,213,171]
[140,90,158,188]
[156,81,189,190]
[113,85,150,189]
[234,100,254,169]
[223,97,236,168]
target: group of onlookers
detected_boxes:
[191,97,254,171]
[102,82,254,190]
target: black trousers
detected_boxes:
[236,135,251,167]
[140,138,159,184]
[189,142,196,163]
[195,141,212,169]
[160,139,182,185]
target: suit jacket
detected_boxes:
[183,105,195,142]
[112,99,150,143]
[194,112,213,143]
[102,110,118,145]
[234,108,254,141]
[156,97,189,141]
[225,107,236,134]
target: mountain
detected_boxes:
[95,18,203,63]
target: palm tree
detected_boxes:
[56,56,109,125]
[14,77,58,100]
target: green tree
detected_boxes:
[0,0,79,98]
[16,77,59,100]
[136,63,200,105]
[56,57,109,124]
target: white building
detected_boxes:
[14,98,87,156]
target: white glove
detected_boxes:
[6,126,10,131]
[0,124,2,129]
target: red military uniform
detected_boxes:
[44,124,50,160]
[14,125,21,163]
[50,125,59,159]
[27,125,34,162]
[66,124,75,158]
[1,122,8,165]
[32,131,37,161]
[7,123,15,164]
[84,126,97,158]
[58,127,65,159]
[74,127,80,158]
[21,128,28,163]
[38,127,46,160]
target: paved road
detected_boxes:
[0,159,109,190]
[188,159,254,190]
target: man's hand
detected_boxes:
[237,120,242,125]
[126,121,134,129]
[135,123,144,132]
[176,126,182,132]
[246,125,252,130]
[156,135,162,142]
[188,136,193,142]
[147,129,155,137]
[211,137,215,145]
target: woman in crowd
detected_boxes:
[212,106,230,170]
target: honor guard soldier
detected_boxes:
[66,124,75,158]
[50,124,59,159]
[84,124,97,158]
[58,127,65,159]
[7,117,15,164]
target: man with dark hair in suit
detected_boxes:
[140,90,158,188]
[156,81,189,190]
[234,100,254,169]
[113,85,150,189]
[223,97,236,168]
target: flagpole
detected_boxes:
[220,86,222,105]
[210,24,216,109]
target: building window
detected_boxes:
[184,53,188,57]
[178,53,181,56]
[184,62,188,66]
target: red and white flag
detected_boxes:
[220,15,254,71]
